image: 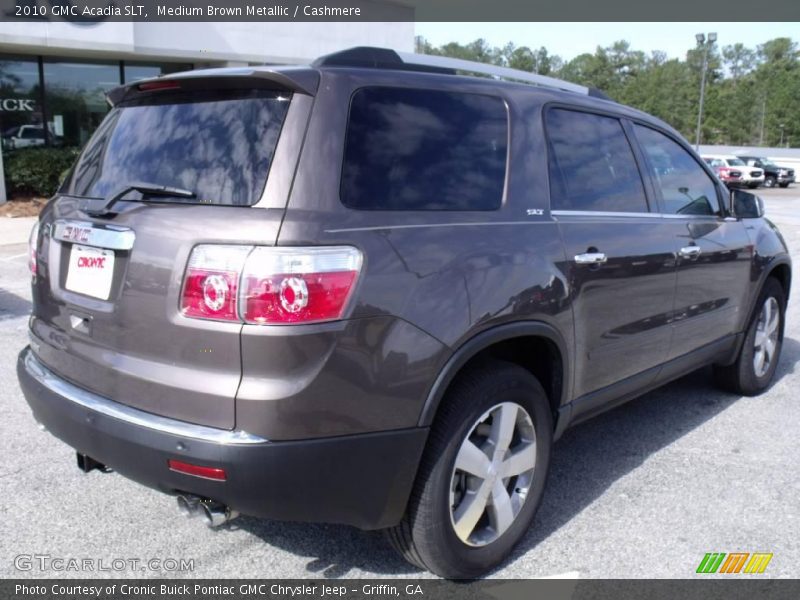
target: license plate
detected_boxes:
[65,244,115,300]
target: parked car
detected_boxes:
[1,124,62,150]
[703,157,745,188]
[17,47,791,579]
[737,155,795,188]
[702,154,764,188]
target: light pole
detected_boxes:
[694,32,717,151]
[779,123,785,147]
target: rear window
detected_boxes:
[341,87,508,211]
[67,89,290,206]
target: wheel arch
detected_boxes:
[417,322,571,436]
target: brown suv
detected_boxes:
[17,47,791,578]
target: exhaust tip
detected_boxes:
[201,501,239,528]
[176,494,202,517]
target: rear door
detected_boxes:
[630,124,752,359]
[546,107,678,399]
[30,81,297,429]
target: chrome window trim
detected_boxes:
[52,220,136,251]
[551,209,660,219]
[551,209,723,220]
[23,349,268,445]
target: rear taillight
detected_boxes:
[28,221,39,276]
[180,245,250,322]
[180,245,362,325]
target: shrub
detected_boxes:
[5,147,80,198]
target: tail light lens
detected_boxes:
[180,245,362,325]
[241,247,362,324]
[181,245,251,322]
[28,221,39,276]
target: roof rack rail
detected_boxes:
[313,47,595,97]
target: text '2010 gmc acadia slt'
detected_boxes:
[17,47,791,579]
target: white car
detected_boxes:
[702,154,764,188]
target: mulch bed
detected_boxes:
[0,197,47,218]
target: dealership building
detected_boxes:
[0,20,414,201]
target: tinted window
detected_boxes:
[634,125,720,216]
[68,89,290,206]
[546,109,647,212]
[341,87,507,210]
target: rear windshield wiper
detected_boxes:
[79,182,197,217]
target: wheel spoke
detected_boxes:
[453,487,489,541]
[754,329,766,348]
[763,300,772,330]
[490,404,518,457]
[754,348,766,375]
[455,440,491,478]
[766,300,780,335]
[502,446,536,477]
[488,480,514,535]
[764,338,775,363]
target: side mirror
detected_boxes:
[730,189,764,219]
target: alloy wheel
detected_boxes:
[753,296,780,378]
[449,402,536,547]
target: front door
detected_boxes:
[631,124,753,360]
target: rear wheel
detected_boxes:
[714,278,785,395]
[387,360,552,578]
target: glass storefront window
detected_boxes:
[123,62,191,84]
[0,55,193,200]
[43,59,121,148]
[0,55,45,151]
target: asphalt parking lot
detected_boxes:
[1,188,798,579]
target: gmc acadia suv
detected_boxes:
[17,48,791,578]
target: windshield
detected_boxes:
[66,88,291,206]
[727,158,746,166]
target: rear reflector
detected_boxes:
[168,459,227,481]
[181,245,362,325]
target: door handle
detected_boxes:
[574,252,608,265]
[679,245,702,259]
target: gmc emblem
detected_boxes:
[63,226,91,243]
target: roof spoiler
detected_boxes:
[106,67,319,106]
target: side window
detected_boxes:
[634,125,720,216]
[546,108,648,213]
[341,87,508,211]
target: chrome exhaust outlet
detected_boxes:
[200,500,239,528]
[176,494,203,517]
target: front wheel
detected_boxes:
[714,278,786,395]
[764,176,776,188]
[748,182,761,189]
[779,182,790,188]
[387,360,552,578]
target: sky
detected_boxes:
[414,22,800,61]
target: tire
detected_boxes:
[764,176,776,188]
[779,182,789,188]
[387,360,553,578]
[748,182,761,189]
[714,278,786,396]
